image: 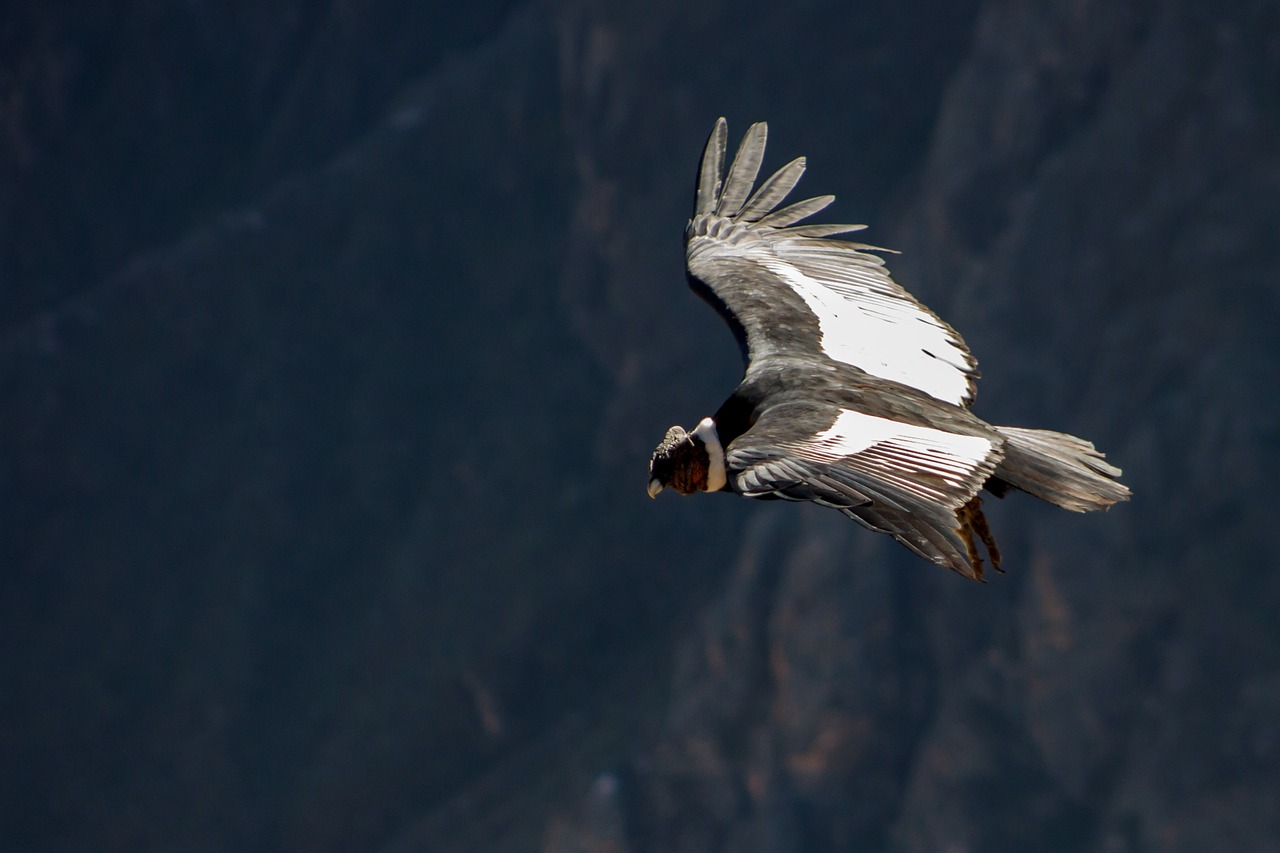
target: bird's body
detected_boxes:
[648,118,1130,580]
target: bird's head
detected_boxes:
[647,418,727,498]
[648,426,707,498]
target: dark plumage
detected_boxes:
[649,426,711,496]
[647,118,1130,580]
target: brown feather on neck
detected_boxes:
[670,439,710,494]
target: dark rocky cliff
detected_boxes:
[3,1,1278,850]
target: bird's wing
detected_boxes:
[726,401,1004,576]
[685,118,978,408]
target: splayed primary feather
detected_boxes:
[716,122,768,218]
[753,195,835,229]
[694,118,728,216]
[738,157,806,222]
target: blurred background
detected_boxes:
[3,1,1279,850]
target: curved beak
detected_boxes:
[647,478,664,499]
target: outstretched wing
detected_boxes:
[686,118,978,408]
[726,401,1004,577]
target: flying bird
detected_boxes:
[647,118,1130,580]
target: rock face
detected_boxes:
[3,1,1278,851]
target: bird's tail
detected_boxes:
[991,426,1131,511]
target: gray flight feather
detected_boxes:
[695,118,729,216]
[753,194,836,229]
[774,223,871,238]
[737,157,807,222]
[716,122,768,218]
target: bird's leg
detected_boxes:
[957,496,1002,579]
[957,502,985,581]
[969,499,1002,573]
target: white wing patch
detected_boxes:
[792,409,993,506]
[758,255,973,406]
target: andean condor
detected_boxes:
[647,118,1130,580]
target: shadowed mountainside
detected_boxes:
[3,0,1279,851]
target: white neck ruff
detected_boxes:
[692,417,727,492]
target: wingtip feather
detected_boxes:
[753,194,836,229]
[716,121,769,218]
[695,118,729,216]
[738,156,807,222]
